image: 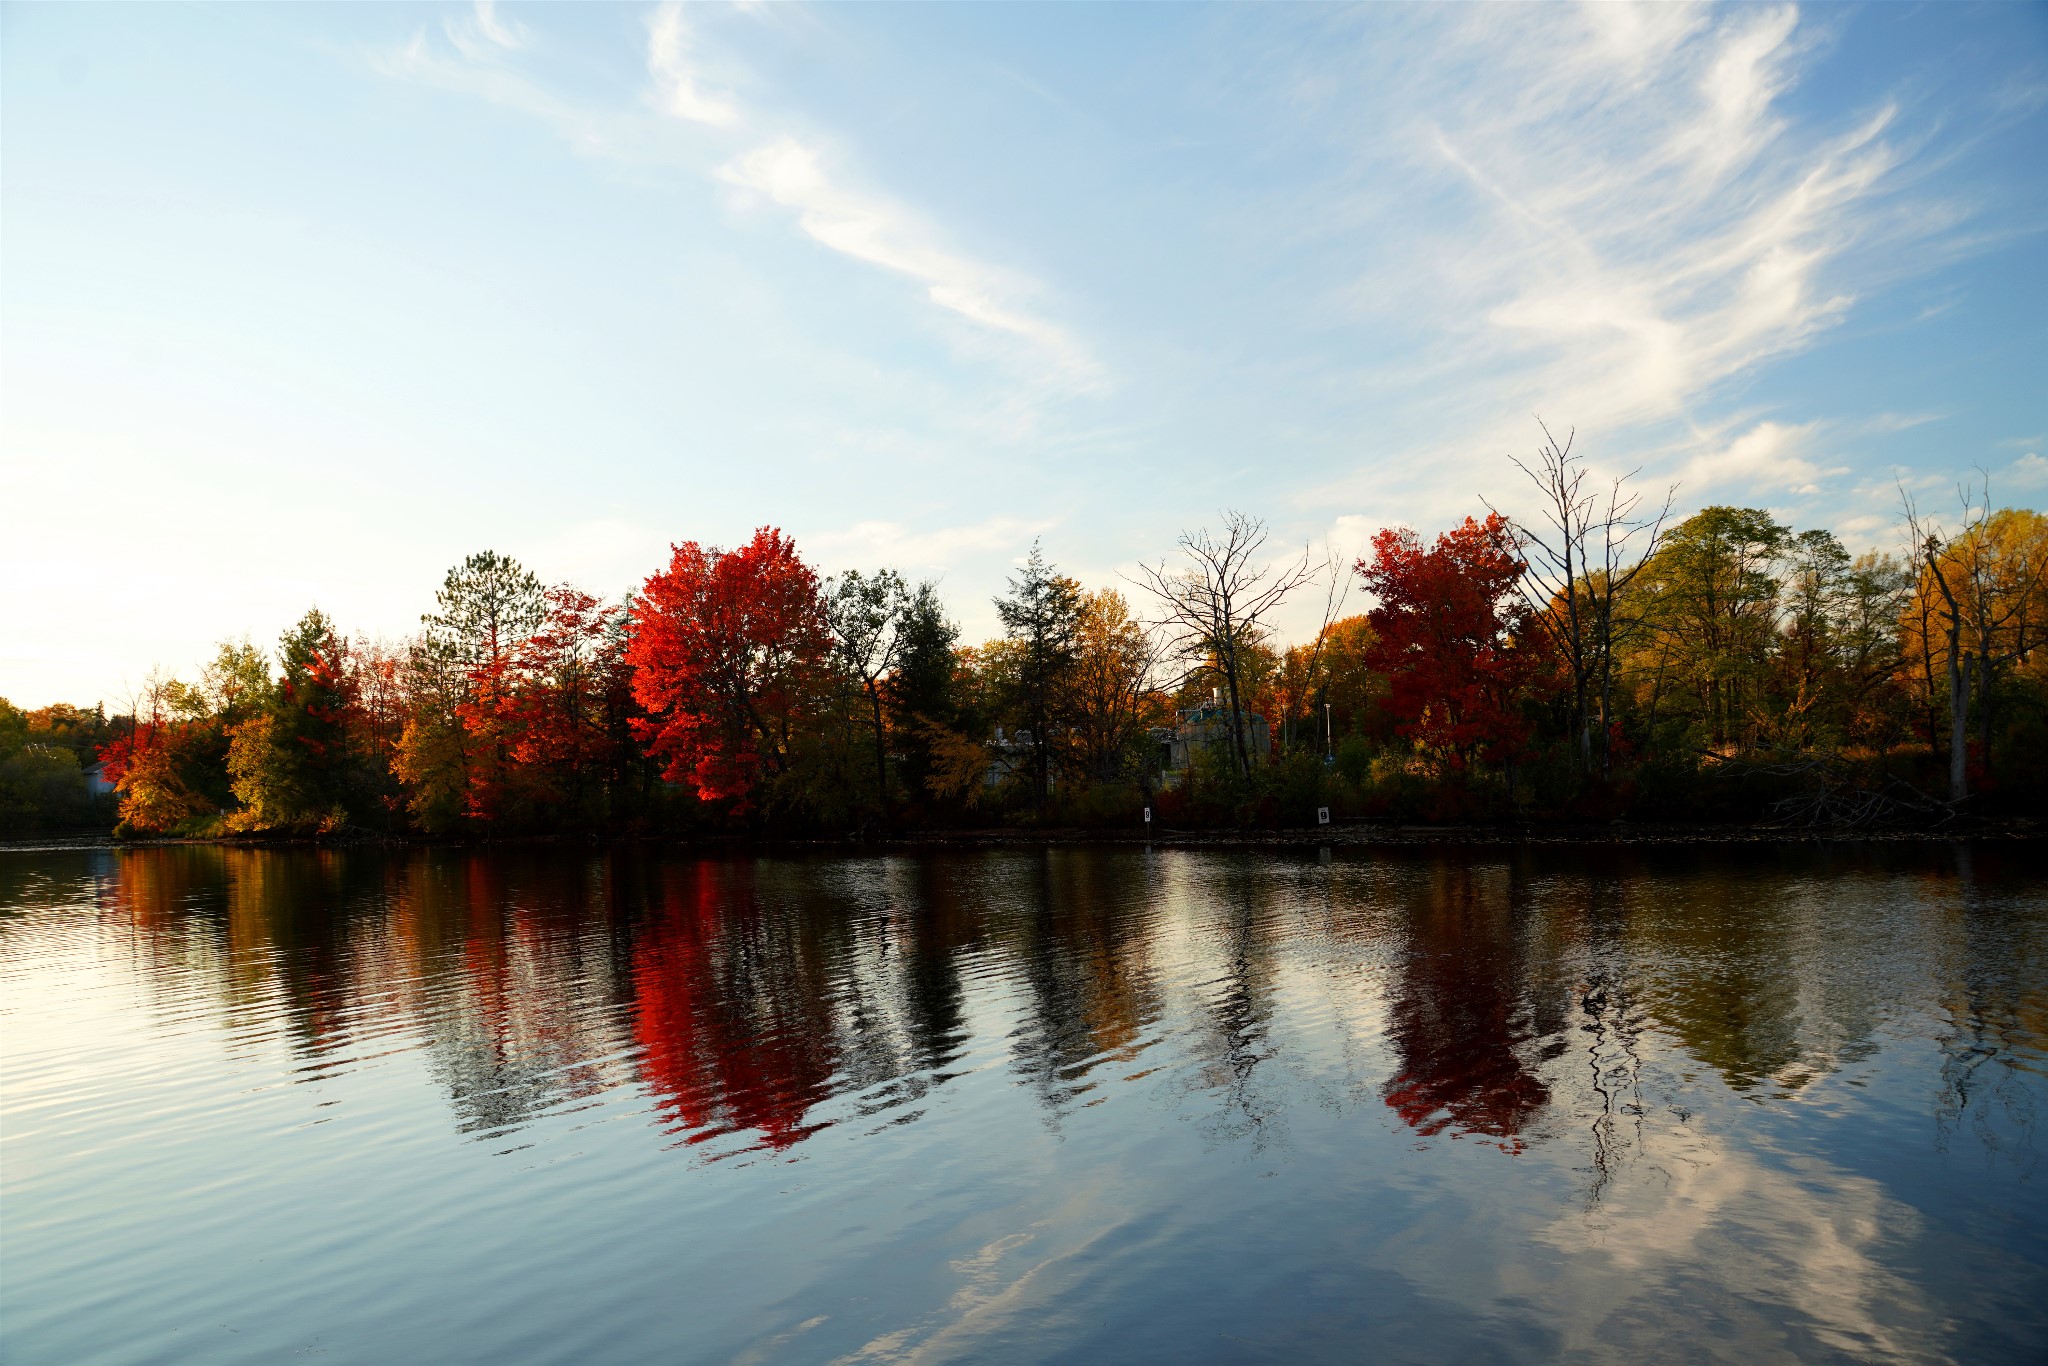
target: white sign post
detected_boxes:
[1317,806,1330,826]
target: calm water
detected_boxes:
[2,844,2044,1364]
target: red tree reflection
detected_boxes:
[632,865,837,1152]
[1381,868,1549,1152]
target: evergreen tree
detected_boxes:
[994,541,1083,808]
[229,609,360,830]
[423,550,544,670]
[887,582,961,803]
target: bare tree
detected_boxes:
[1905,474,2048,799]
[1902,483,1973,803]
[826,568,912,813]
[1285,536,1355,756]
[1132,511,1319,781]
[1490,421,1673,779]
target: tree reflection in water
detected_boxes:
[25,840,2043,1363]
[632,860,839,1151]
[71,842,2048,1177]
[1008,852,1163,1126]
[1934,845,2045,1176]
[1379,860,1550,1151]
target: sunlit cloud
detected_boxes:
[804,516,1060,575]
[1305,2,1937,513]
[449,0,525,56]
[1684,419,1841,495]
[646,3,740,128]
[718,139,1103,391]
[2005,452,2048,491]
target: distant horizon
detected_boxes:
[5,0,2045,709]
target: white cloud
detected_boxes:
[458,1,525,53]
[1860,411,1948,434]
[372,25,614,152]
[376,4,1102,394]
[1684,419,1840,494]
[1325,513,1396,565]
[2006,452,2048,491]
[522,518,674,600]
[803,516,1059,575]
[1296,1,1944,523]
[718,139,1102,390]
[520,516,1074,608]
[646,4,740,128]
[1433,12,1894,433]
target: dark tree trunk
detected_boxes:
[1978,652,1994,779]
[868,681,889,815]
[1948,642,1970,803]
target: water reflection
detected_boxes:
[1008,853,1163,1122]
[47,843,2043,1170]
[7,841,2047,1362]
[634,862,839,1150]
[1381,861,1551,1150]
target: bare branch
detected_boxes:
[1128,510,1317,779]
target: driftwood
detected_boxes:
[1741,754,1958,830]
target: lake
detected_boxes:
[2,842,2043,1363]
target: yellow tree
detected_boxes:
[1274,615,1382,756]
[1965,509,2048,775]
[1905,501,2048,795]
[1066,589,1160,781]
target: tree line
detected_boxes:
[6,430,2044,837]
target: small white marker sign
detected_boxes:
[1143,807,1152,823]
[1317,806,1331,825]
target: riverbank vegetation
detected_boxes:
[11,431,2045,839]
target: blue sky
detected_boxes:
[4,1,2045,709]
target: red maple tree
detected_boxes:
[453,655,521,824]
[626,527,832,808]
[452,585,634,825]
[1359,512,1545,770]
[516,587,621,781]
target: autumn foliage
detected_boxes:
[36,445,2048,839]
[1360,513,1546,770]
[628,528,833,809]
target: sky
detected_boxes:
[3,1,2045,711]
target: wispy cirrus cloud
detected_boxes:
[453,0,524,55]
[372,5,613,149]
[2005,452,2048,491]
[646,3,739,128]
[1280,2,1947,517]
[1416,3,1871,407]
[644,0,1103,391]
[377,3,1102,393]
[717,138,1103,391]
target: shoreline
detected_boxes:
[4,818,2042,856]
